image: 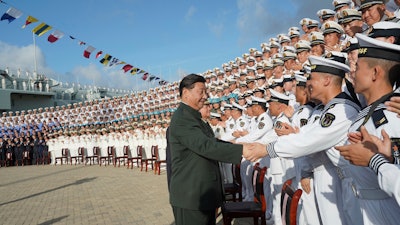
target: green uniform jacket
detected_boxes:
[169,103,243,210]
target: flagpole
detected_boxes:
[32,32,38,80]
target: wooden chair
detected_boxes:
[115,145,129,167]
[55,148,69,165]
[86,146,99,165]
[22,150,30,166]
[71,147,85,165]
[127,145,142,169]
[222,163,267,225]
[224,163,243,202]
[99,146,113,166]
[281,179,303,225]
[154,146,167,175]
[141,145,157,172]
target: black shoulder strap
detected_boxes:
[357,91,394,131]
[345,78,361,108]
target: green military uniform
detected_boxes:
[169,102,243,225]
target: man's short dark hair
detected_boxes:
[179,74,206,97]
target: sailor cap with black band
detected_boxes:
[321,21,344,35]
[210,112,221,119]
[295,40,311,53]
[337,9,362,24]
[308,55,350,78]
[317,9,336,20]
[283,51,297,61]
[270,78,284,88]
[342,37,359,52]
[268,89,291,105]
[295,72,307,87]
[367,21,400,40]
[309,32,325,46]
[232,102,245,111]
[288,30,300,39]
[357,0,389,10]
[283,74,294,82]
[223,103,233,110]
[356,33,400,62]
[307,19,320,28]
[253,86,265,93]
[333,0,352,11]
[300,18,311,26]
[323,51,348,64]
[251,96,267,106]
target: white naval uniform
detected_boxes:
[374,159,400,206]
[341,90,400,225]
[290,103,321,225]
[236,112,274,204]
[267,93,362,225]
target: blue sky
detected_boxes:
[0,0,332,90]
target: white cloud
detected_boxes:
[185,5,197,22]
[208,22,224,37]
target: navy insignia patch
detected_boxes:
[321,113,335,127]
[229,124,234,129]
[240,121,245,127]
[258,122,265,129]
[372,109,388,129]
[300,119,308,127]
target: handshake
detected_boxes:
[242,143,268,162]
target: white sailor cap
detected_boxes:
[288,30,301,39]
[308,55,350,78]
[283,74,294,82]
[270,78,284,88]
[282,51,297,61]
[357,0,389,10]
[210,112,221,119]
[295,40,312,53]
[260,42,269,49]
[295,72,308,87]
[321,21,344,35]
[332,0,352,11]
[279,35,291,44]
[269,40,280,48]
[289,26,300,32]
[337,9,362,24]
[307,19,320,28]
[223,103,233,110]
[256,73,266,79]
[323,51,348,64]
[272,58,284,67]
[300,18,311,26]
[231,102,245,111]
[251,96,267,106]
[239,81,247,87]
[263,61,274,70]
[309,32,325,46]
[256,62,264,70]
[367,21,400,40]
[343,37,359,52]
[247,56,256,62]
[272,53,283,60]
[268,89,291,105]
[356,33,400,62]
[317,9,336,20]
[249,48,257,54]
[282,45,296,53]
[262,46,271,53]
[246,76,256,83]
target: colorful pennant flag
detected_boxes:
[1,7,22,23]
[22,15,38,28]
[99,54,112,66]
[95,51,103,59]
[130,67,139,75]
[109,58,123,67]
[47,30,64,43]
[83,45,95,58]
[142,73,149,81]
[149,75,156,82]
[122,64,133,73]
[32,22,52,36]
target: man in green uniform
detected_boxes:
[169,74,252,225]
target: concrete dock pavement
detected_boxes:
[0,165,254,225]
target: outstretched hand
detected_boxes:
[242,142,268,162]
